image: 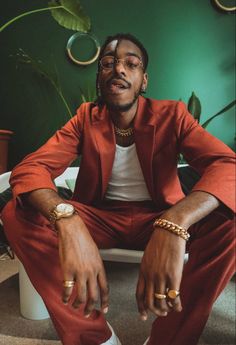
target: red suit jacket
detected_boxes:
[10,96,235,212]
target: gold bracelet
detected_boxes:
[153,218,190,241]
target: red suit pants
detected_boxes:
[2,200,235,345]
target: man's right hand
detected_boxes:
[56,214,109,318]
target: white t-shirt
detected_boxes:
[105,143,151,201]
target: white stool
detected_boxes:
[18,260,49,320]
[0,172,49,320]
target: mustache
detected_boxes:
[106,76,131,88]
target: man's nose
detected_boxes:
[113,59,126,75]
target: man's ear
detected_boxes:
[141,73,148,92]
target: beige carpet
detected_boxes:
[0,335,59,345]
[0,257,235,345]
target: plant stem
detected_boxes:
[58,90,73,118]
[48,77,73,118]
[0,6,63,32]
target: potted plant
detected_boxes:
[0,0,92,171]
[187,91,236,129]
[178,92,235,193]
[179,92,235,164]
[0,130,14,174]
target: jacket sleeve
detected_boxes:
[10,102,89,200]
[176,101,235,213]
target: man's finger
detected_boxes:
[136,273,148,321]
[145,281,167,317]
[62,277,75,304]
[166,287,182,312]
[98,270,109,314]
[84,277,98,317]
[72,280,87,308]
[154,281,171,316]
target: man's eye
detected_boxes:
[102,57,114,69]
[104,62,113,68]
[127,62,138,68]
[126,57,140,69]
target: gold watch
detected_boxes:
[49,203,76,224]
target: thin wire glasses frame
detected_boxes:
[100,55,144,71]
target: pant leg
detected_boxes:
[1,200,124,345]
[148,209,235,345]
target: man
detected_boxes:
[2,33,235,345]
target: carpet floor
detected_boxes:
[0,258,235,345]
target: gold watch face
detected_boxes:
[56,203,74,214]
[50,203,75,225]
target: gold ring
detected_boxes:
[154,293,167,299]
[63,280,75,288]
[167,289,180,299]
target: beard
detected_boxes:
[100,88,141,112]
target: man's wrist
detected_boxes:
[160,209,192,230]
[55,212,79,225]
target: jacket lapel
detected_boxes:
[92,105,116,198]
[134,97,158,201]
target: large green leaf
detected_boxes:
[201,100,236,128]
[187,91,201,122]
[48,0,91,32]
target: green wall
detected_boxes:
[0,0,235,169]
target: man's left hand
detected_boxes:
[136,227,186,320]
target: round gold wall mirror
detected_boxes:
[66,32,101,66]
[213,0,236,11]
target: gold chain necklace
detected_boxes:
[114,126,134,137]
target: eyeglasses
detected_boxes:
[100,55,143,71]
